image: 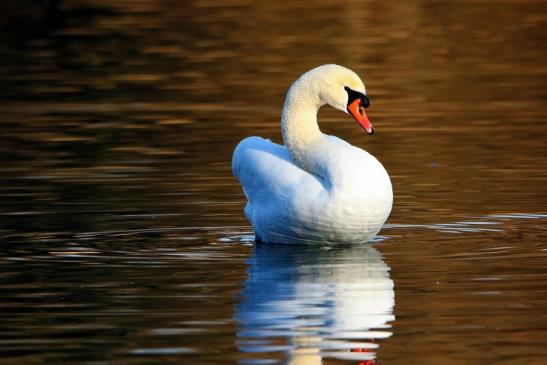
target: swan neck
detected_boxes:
[281,81,324,173]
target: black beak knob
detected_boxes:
[362,95,370,108]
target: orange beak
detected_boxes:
[348,98,374,135]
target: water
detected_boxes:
[0,1,546,364]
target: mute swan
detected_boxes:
[232,64,392,245]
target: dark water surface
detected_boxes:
[1,1,546,364]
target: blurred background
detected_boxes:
[0,1,546,364]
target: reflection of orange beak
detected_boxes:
[348,98,374,135]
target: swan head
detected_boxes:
[306,64,374,134]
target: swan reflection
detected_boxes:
[236,243,395,364]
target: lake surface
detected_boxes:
[1,1,546,364]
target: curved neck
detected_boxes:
[281,80,325,174]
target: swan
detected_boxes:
[232,64,392,245]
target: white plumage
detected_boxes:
[232,65,392,245]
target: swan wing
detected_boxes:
[232,136,326,242]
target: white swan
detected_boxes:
[232,64,392,245]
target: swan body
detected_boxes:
[232,65,392,245]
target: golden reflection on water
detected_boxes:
[0,0,546,364]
